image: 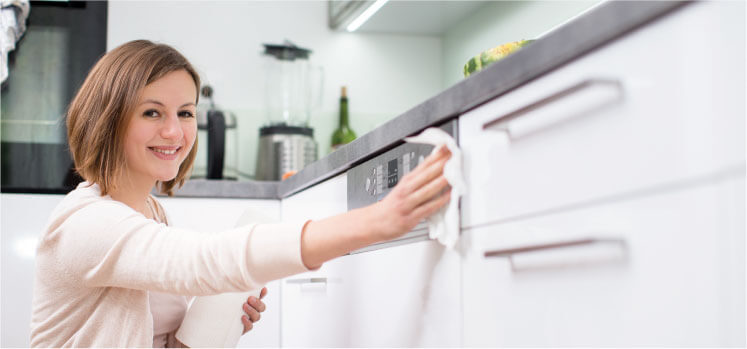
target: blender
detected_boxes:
[255,40,321,181]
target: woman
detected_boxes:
[30,40,451,347]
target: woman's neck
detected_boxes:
[108,176,155,217]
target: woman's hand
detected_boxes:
[241,287,268,334]
[374,146,452,240]
[299,146,452,269]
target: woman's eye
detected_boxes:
[178,111,195,118]
[143,109,160,118]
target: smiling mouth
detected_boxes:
[150,147,179,155]
[148,146,182,158]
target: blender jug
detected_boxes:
[255,41,321,180]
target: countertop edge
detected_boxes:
[157,179,279,199]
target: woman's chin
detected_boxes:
[156,172,179,183]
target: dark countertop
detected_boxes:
[165,1,687,200]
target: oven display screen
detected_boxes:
[387,158,398,188]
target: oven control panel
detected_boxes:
[346,119,457,253]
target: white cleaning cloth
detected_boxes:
[405,127,466,249]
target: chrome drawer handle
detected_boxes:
[484,237,626,258]
[482,78,624,140]
[484,237,628,272]
[285,277,328,284]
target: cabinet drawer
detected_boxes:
[461,177,745,347]
[281,240,461,347]
[459,1,745,228]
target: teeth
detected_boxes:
[152,148,177,155]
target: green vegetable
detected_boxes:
[463,39,534,77]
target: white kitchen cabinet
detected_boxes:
[279,173,351,346]
[280,173,462,347]
[281,240,462,347]
[459,1,745,228]
[462,176,745,347]
[0,194,65,348]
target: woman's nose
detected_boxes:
[160,113,183,140]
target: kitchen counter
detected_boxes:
[164,0,687,200]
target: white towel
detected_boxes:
[1,0,29,83]
[175,209,275,348]
[405,127,466,249]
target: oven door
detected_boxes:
[1,1,106,193]
[346,119,457,253]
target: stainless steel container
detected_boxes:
[255,125,317,181]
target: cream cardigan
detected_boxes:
[30,182,311,347]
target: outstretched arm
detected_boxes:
[300,146,452,269]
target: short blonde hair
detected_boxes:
[67,40,200,196]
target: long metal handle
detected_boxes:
[484,237,626,258]
[285,277,328,284]
[482,78,623,139]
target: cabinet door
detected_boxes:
[280,173,461,347]
[462,177,745,347]
[280,174,351,346]
[459,1,745,228]
[282,240,461,347]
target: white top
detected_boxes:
[150,291,189,348]
[144,197,190,348]
[30,182,311,347]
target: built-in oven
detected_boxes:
[346,119,457,253]
[1,1,106,194]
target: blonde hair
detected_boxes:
[67,40,200,196]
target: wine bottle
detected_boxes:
[331,86,357,151]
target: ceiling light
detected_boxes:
[346,0,389,32]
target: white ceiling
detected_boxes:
[355,1,488,35]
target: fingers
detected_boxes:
[242,314,253,334]
[242,290,268,334]
[243,302,261,322]
[404,154,449,196]
[411,189,451,221]
[419,145,450,167]
[409,175,450,209]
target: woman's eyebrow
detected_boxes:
[140,99,195,108]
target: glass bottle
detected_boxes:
[331,86,357,151]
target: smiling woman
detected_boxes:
[65,40,200,201]
[118,70,198,214]
[30,39,451,347]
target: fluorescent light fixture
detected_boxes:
[346,0,389,32]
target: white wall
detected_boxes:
[107,0,442,178]
[442,0,602,88]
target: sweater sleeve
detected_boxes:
[54,200,311,296]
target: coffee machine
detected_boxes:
[255,41,320,181]
[193,85,238,180]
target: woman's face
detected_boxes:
[123,69,197,186]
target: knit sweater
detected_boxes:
[30,182,311,347]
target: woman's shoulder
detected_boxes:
[46,182,137,232]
